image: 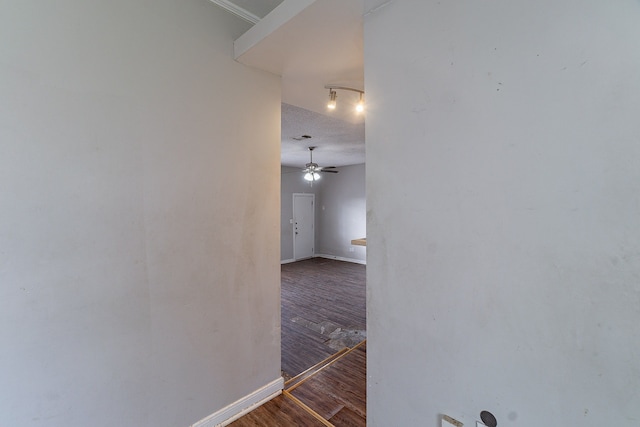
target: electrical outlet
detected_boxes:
[349,247,355,252]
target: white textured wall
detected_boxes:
[316,164,366,262]
[0,1,281,426]
[365,0,640,426]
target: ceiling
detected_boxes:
[209,0,365,168]
[281,103,364,168]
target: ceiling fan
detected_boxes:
[303,146,338,182]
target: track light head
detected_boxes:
[355,93,364,113]
[327,89,337,110]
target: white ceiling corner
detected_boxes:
[228,0,285,19]
[209,0,286,23]
[209,0,260,24]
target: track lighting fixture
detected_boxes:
[324,85,365,113]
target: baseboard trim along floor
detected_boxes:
[314,254,366,265]
[281,256,366,266]
[191,377,284,427]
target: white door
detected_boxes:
[293,193,314,260]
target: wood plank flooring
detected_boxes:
[281,258,366,378]
[227,394,327,427]
[289,342,367,426]
[230,341,366,427]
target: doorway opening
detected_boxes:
[281,165,366,381]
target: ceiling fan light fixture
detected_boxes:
[304,172,321,182]
[302,146,329,182]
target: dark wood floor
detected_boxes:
[230,341,367,427]
[227,394,327,427]
[289,342,367,426]
[280,258,367,378]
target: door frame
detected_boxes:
[292,193,315,260]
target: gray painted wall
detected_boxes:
[0,2,281,426]
[365,1,640,426]
[316,164,366,262]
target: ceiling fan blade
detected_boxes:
[321,166,337,169]
[321,169,339,173]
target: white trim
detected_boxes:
[208,0,260,24]
[314,254,366,265]
[281,258,296,265]
[191,377,284,427]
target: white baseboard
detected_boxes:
[314,254,367,265]
[280,258,296,264]
[191,377,284,427]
